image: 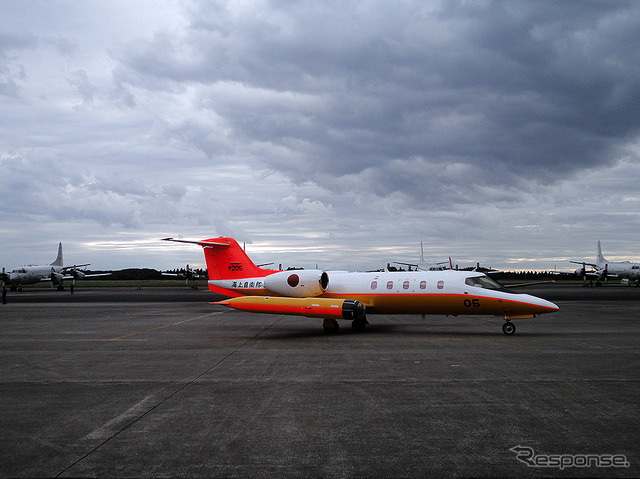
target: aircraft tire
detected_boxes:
[502,321,516,335]
[352,317,368,332]
[323,319,340,334]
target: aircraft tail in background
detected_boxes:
[50,242,63,267]
[596,240,608,266]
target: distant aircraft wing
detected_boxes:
[62,264,90,271]
[393,260,450,271]
[504,280,555,288]
[569,261,598,268]
[393,262,418,268]
[61,272,112,280]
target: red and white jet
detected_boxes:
[163,237,559,334]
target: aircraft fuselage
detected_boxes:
[8,265,63,286]
[211,269,558,319]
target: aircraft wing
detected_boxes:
[504,280,555,288]
[393,261,417,267]
[61,264,90,271]
[569,261,598,269]
[61,272,112,280]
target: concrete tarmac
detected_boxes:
[0,286,638,477]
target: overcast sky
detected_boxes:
[2,0,639,273]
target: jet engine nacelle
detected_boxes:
[264,270,329,297]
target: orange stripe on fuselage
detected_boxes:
[321,291,551,316]
[230,302,338,316]
[220,296,348,319]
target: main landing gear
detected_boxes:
[351,317,369,332]
[323,316,370,334]
[323,318,340,334]
[502,320,516,335]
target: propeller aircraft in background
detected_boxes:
[1,243,110,293]
[571,240,640,287]
[393,241,451,271]
[163,237,558,335]
[393,242,501,274]
[162,264,207,286]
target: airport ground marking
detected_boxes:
[108,311,225,341]
[56,313,285,477]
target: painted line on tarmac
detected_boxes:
[108,311,225,341]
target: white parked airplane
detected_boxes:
[394,242,500,274]
[163,237,559,335]
[393,242,451,271]
[1,243,109,292]
[162,264,207,285]
[571,240,640,286]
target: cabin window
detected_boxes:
[371,281,377,290]
[403,280,410,290]
[437,280,444,289]
[387,281,393,290]
[420,280,426,289]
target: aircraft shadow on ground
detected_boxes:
[259,323,555,340]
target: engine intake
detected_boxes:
[264,270,329,297]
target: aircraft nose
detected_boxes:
[531,295,559,313]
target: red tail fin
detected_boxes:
[162,237,277,281]
[200,237,277,280]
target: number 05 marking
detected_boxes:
[464,298,480,307]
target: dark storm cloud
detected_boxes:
[2,1,639,270]
[112,0,640,204]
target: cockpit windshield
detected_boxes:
[465,275,507,291]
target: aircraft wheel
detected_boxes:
[502,321,516,335]
[323,319,340,334]
[352,317,368,332]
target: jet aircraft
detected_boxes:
[163,237,559,335]
[571,240,640,286]
[1,243,109,292]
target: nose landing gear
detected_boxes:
[502,321,516,335]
